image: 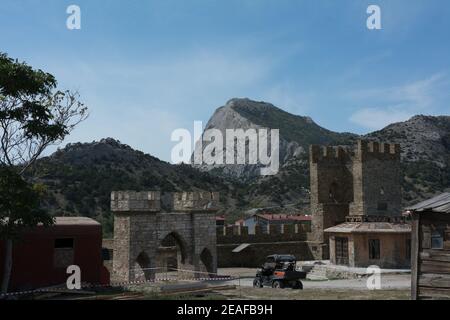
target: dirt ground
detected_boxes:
[209,267,412,300]
[51,268,412,300]
[218,287,410,300]
[217,268,411,289]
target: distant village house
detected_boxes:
[236,213,311,234]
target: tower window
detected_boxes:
[329,181,339,203]
[380,187,385,195]
[377,202,388,211]
[369,239,380,260]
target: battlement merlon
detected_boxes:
[173,191,220,213]
[309,145,352,163]
[356,140,401,160]
[111,191,161,213]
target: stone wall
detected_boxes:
[309,140,402,260]
[309,145,354,205]
[309,145,353,245]
[111,191,218,282]
[217,224,309,243]
[216,224,318,267]
[217,242,315,268]
[104,223,320,271]
[329,232,411,268]
[310,203,349,243]
[349,141,401,217]
[173,192,219,212]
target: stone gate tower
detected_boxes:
[309,145,353,245]
[308,139,403,260]
[111,191,219,282]
[349,140,401,217]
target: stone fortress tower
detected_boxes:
[349,140,402,217]
[111,191,219,283]
[309,143,354,244]
[309,140,411,268]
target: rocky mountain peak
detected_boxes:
[225,97,277,112]
[25,99,449,235]
[196,98,358,180]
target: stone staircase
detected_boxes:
[298,260,330,281]
[299,260,411,281]
[305,265,329,281]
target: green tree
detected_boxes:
[0,52,87,172]
[0,168,54,293]
[0,52,88,293]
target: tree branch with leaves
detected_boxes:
[0,52,88,294]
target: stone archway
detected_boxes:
[157,231,188,273]
[111,191,219,283]
[200,248,214,276]
[134,251,152,281]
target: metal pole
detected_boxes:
[239,276,242,298]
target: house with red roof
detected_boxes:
[237,213,311,234]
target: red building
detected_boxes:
[0,217,109,292]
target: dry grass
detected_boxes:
[218,287,411,300]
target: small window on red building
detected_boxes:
[54,238,74,268]
[55,238,74,248]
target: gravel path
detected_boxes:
[216,268,411,290]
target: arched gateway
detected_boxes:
[111,191,219,282]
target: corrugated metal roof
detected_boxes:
[407,193,450,214]
[54,217,101,225]
[232,243,251,253]
[324,222,411,234]
[1,216,100,226]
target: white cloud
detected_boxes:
[349,73,448,130]
[44,49,275,160]
[259,83,314,115]
[349,107,413,130]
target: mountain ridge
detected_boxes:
[26,98,450,235]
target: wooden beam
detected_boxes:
[419,273,450,289]
[411,213,420,300]
[418,286,450,300]
[420,260,450,274]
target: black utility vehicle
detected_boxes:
[253,254,306,289]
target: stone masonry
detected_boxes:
[309,139,402,259]
[111,191,219,282]
[349,140,401,217]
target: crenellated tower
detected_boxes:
[309,145,353,249]
[111,191,219,283]
[308,139,402,259]
[349,140,401,217]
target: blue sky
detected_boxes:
[1,0,449,161]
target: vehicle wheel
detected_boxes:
[253,279,263,288]
[272,280,284,289]
[293,281,303,290]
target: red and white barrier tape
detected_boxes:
[0,276,237,298]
